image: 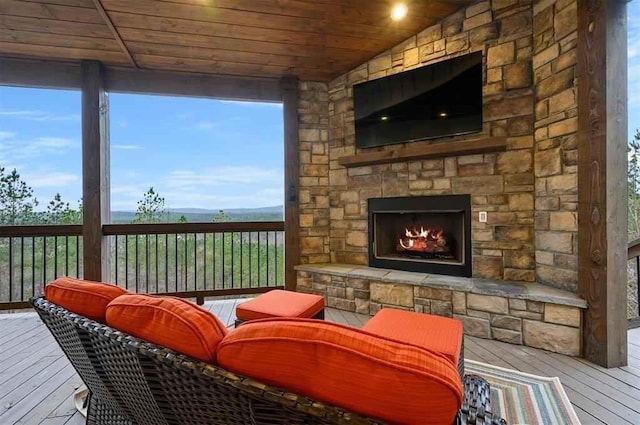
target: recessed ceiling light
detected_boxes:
[391,4,408,21]
[380,115,390,121]
[439,112,448,117]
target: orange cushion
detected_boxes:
[217,319,462,425]
[106,294,228,364]
[235,290,324,320]
[44,277,128,322]
[363,308,463,367]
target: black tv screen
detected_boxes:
[354,51,483,149]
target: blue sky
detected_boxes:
[1,4,639,212]
[628,1,640,138]
[0,89,283,211]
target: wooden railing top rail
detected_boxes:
[0,222,285,238]
[103,221,284,235]
[629,238,640,260]
[0,225,83,237]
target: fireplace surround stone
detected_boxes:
[296,263,585,356]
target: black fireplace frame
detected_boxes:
[368,195,472,277]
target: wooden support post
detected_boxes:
[577,0,628,367]
[81,60,110,282]
[282,76,300,292]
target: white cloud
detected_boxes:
[109,185,149,211]
[167,166,282,188]
[217,100,283,108]
[33,137,74,149]
[21,171,79,188]
[112,144,143,150]
[162,188,283,210]
[0,110,79,122]
[109,167,284,210]
[195,121,218,130]
[0,133,78,162]
[17,137,77,160]
[111,184,149,196]
[0,131,15,141]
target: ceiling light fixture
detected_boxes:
[439,112,448,117]
[380,115,390,121]
[391,4,407,21]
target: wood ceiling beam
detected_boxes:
[0,57,82,89]
[0,57,282,101]
[90,0,137,68]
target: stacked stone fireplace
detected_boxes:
[368,195,471,277]
[295,0,587,356]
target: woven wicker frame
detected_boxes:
[31,297,506,425]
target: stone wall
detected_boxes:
[298,266,583,356]
[325,0,538,283]
[629,259,639,320]
[297,0,580,293]
[532,0,578,292]
[298,82,331,264]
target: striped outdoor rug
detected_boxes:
[466,359,581,425]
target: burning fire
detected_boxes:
[398,227,447,252]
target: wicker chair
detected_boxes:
[31,296,506,425]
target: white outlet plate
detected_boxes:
[479,211,487,222]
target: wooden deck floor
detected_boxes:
[0,299,639,425]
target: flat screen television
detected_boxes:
[354,51,483,149]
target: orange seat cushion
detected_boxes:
[364,308,463,367]
[235,290,324,321]
[217,319,462,425]
[44,277,128,323]
[106,294,228,364]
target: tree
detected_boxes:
[178,215,188,223]
[212,210,230,223]
[629,130,640,241]
[133,187,166,223]
[44,193,82,224]
[0,167,38,225]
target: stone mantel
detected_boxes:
[296,263,586,308]
[296,263,585,356]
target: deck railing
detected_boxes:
[0,225,83,309]
[628,239,640,326]
[103,222,285,302]
[0,222,284,310]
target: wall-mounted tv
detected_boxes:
[354,51,483,149]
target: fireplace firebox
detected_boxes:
[368,195,471,277]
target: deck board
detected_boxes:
[0,301,638,424]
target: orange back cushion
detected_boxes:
[217,319,462,425]
[106,294,228,364]
[44,277,128,322]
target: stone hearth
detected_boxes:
[296,263,585,356]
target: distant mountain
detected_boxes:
[110,205,284,224]
[165,206,283,214]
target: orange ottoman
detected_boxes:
[235,290,325,327]
[364,308,464,380]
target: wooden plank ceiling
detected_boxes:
[0,0,475,81]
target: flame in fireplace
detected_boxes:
[397,226,448,253]
[403,227,443,240]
